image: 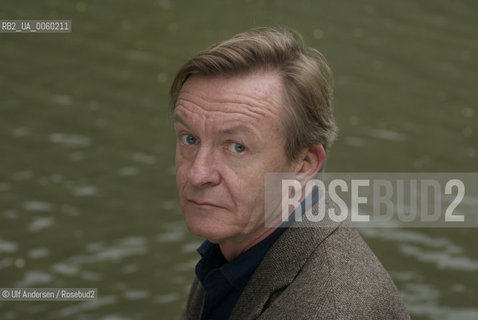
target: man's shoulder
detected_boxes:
[181,225,411,320]
[257,226,410,319]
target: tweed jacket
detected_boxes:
[180,212,410,319]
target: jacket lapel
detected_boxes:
[229,213,341,320]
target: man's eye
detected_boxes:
[229,142,246,153]
[181,134,198,145]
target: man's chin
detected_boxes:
[184,217,231,244]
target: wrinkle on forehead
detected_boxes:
[175,96,274,124]
[174,71,285,124]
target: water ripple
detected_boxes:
[23,201,53,212]
[71,185,98,197]
[344,136,368,147]
[364,127,408,142]
[118,166,139,176]
[52,262,79,276]
[51,94,73,106]
[0,239,18,253]
[122,289,150,300]
[131,152,156,165]
[360,228,478,271]
[49,133,91,147]
[15,270,53,287]
[72,236,148,264]
[0,257,14,270]
[28,216,55,232]
[11,127,30,137]
[407,304,478,320]
[154,292,179,304]
[399,244,478,271]
[156,230,184,243]
[27,247,50,259]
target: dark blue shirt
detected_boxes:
[195,188,320,320]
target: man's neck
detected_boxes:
[218,227,277,261]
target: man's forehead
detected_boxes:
[179,71,283,103]
[175,71,285,122]
[174,111,257,135]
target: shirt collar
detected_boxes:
[196,227,283,290]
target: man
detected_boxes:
[170,27,410,320]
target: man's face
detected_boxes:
[174,71,297,245]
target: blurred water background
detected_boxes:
[0,0,477,319]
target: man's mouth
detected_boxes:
[188,199,223,208]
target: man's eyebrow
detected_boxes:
[219,125,256,136]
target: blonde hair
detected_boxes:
[170,27,337,161]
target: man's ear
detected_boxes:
[296,144,326,176]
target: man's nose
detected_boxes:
[187,147,220,188]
